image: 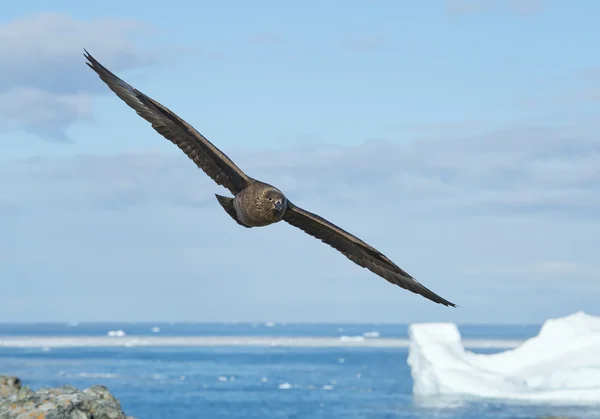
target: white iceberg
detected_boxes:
[407,311,600,404]
[106,329,126,337]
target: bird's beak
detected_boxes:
[274,200,283,211]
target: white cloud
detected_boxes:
[0,87,91,140]
[0,12,159,93]
[0,12,170,139]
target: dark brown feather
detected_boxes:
[84,50,250,195]
[214,194,251,228]
[283,202,456,307]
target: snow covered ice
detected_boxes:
[407,311,600,404]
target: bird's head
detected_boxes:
[265,189,286,213]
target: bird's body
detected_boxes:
[231,181,287,227]
[84,50,457,308]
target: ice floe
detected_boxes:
[407,311,600,404]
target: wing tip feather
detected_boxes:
[392,275,457,307]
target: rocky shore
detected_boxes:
[0,375,134,419]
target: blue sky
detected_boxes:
[1,0,599,323]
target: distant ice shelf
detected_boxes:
[0,336,521,349]
[407,311,600,405]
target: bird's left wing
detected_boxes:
[84,50,251,195]
[283,201,456,307]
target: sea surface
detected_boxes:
[0,322,598,419]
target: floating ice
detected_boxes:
[77,372,118,379]
[363,331,381,338]
[106,330,126,337]
[278,382,292,389]
[151,327,160,333]
[407,311,600,404]
[340,335,365,342]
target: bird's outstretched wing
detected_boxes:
[283,201,456,307]
[84,50,251,195]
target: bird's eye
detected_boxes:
[268,197,272,201]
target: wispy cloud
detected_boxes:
[0,87,91,141]
[408,120,489,134]
[0,12,174,140]
[528,260,600,277]
[445,0,547,16]
[462,260,600,280]
[340,34,387,53]
[4,123,599,217]
[579,68,600,82]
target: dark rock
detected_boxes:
[0,376,135,419]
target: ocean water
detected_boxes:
[0,322,598,419]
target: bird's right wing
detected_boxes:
[283,201,456,307]
[84,50,251,195]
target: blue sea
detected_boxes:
[0,322,598,419]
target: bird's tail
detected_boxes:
[214,195,251,228]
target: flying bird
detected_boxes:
[84,50,456,307]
